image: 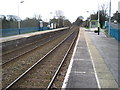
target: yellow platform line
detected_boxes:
[83,28,119,89]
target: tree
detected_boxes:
[64,19,72,27]
[7,15,19,21]
[74,16,84,26]
[86,4,108,28]
[55,10,64,18]
[82,19,89,27]
[55,10,65,27]
[33,14,42,21]
[50,16,71,28]
[111,11,120,23]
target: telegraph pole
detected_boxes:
[18,1,24,34]
[98,1,100,35]
[108,0,111,36]
[86,11,91,29]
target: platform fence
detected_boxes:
[0,27,50,37]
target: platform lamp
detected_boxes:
[98,1,100,35]
[86,11,91,29]
[108,0,111,36]
[18,1,24,34]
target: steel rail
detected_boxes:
[4,31,75,90]
[46,31,78,90]
[2,31,68,66]
[2,29,68,56]
[2,36,48,56]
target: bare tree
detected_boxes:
[55,10,65,27]
[7,15,19,21]
[74,16,84,26]
[33,14,42,20]
[78,16,84,20]
[101,4,108,15]
[55,10,64,18]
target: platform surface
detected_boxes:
[0,27,68,43]
[62,27,119,89]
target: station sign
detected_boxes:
[40,21,43,27]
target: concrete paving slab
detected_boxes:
[85,30,119,85]
[62,27,119,89]
[84,27,119,88]
[62,28,98,88]
[66,72,98,88]
[95,63,110,72]
[97,72,115,80]
[71,60,94,72]
[99,79,118,88]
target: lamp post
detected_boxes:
[108,0,111,36]
[18,1,24,34]
[49,12,53,29]
[98,2,100,35]
[62,16,65,27]
[87,11,91,29]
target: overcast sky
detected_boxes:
[0,0,119,22]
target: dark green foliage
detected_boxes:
[74,17,83,26]
[99,10,107,28]
[118,13,120,23]
[111,11,120,23]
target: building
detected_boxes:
[90,20,98,28]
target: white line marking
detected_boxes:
[84,28,101,90]
[73,71,86,74]
[74,59,90,61]
[74,59,84,60]
[62,27,81,89]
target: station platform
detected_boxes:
[1,27,69,53]
[62,27,119,89]
[1,27,69,43]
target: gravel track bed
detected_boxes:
[10,29,78,89]
[2,30,68,64]
[51,27,79,89]
[2,29,68,55]
[2,36,50,63]
[2,29,73,88]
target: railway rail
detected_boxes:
[46,30,78,90]
[2,26,79,89]
[2,28,73,88]
[2,29,68,65]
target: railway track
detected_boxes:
[3,27,79,89]
[2,26,79,89]
[2,29,68,65]
[2,27,77,89]
[46,31,78,90]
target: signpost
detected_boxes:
[40,20,43,30]
[18,1,24,34]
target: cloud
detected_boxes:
[0,0,119,22]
